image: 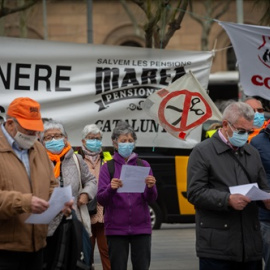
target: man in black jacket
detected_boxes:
[187,101,270,270]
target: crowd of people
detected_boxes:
[2,95,270,270]
[0,97,157,270]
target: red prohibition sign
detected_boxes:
[158,89,212,132]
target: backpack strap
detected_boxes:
[107,159,115,181]
[107,158,144,181]
[73,153,81,189]
[136,158,144,167]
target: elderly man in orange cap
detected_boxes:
[0,97,71,270]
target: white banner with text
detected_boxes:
[0,37,213,148]
[219,21,270,100]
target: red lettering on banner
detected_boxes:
[251,75,270,89]
[251,75,264,86]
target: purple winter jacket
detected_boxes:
[97,151,158,236]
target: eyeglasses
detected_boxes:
[253,108,264,113]
[228,122,253,135]
[85,137,101,140]
[43,134,64,141]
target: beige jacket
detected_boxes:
[0,128,57,252]
[83,156,105,224]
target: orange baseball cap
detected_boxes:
[7,97,44,131]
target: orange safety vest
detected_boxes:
[247,120,270,143]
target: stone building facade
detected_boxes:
[0,0,265,73]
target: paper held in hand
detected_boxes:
[25,185,72,224]
[229,183,270,201]
[117,165,150,193]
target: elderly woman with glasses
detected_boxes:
[97,120,157,270]
[40,119,97,270]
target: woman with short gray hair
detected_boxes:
[97,120,158,270]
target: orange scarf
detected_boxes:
[47,143,72,178]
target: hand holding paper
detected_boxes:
[31,196,49,214]
[229,183,270,201]
[145,175,156,188]
[118,165,150,193]
[25,185,72,224]
[228,194,251,211]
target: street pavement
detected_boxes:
[92,223,199,270]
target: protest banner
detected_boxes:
[219,21,270,100]
[0,37,213,148]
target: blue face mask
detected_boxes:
[85,139,102,152]
[118,142,135,158]
[45,138,65,154]
[253,112,265,128]
[228,131,248,147]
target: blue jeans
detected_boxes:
[260,221,270,270]
[200,257,262,270]
[0,249,43,270]
[107,234,151,270]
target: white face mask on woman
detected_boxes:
[14,130,37,149]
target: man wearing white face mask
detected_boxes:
[0,97,62,270]
[187,102,270,270]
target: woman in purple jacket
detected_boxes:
[97,120,158,270]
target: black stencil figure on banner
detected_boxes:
[166,97,205,127]
[189,97,205,116]
[263,49,270,63]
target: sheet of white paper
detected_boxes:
[117,165,150,193]
[25,185,72,224]
[229,183,258,195]
[245,185,270,201]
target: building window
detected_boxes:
[120,40,142,47]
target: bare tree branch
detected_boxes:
[189,0,231,50]
[189,0,204,26]
[161,0,189,48]
[0,0,39,18]
[132,0,189,49]
[120,0,141,35]
[254,0,270,25]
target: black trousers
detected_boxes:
[200,257,262,270]
[107,234,151,270]
[0,249,43,270]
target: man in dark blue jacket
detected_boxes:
[251,125,270,270]
[188,101,270,270]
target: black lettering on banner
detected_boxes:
[0,63,72,92]
[172,67,186,83]
[95,66,187,96]
[160,69,171,86]
[121,68,140,88]
[34,65,52,91]
[55,65,72,91]
[95,86,159,111]
[15,63,31,91]
[141,69,158,85]
[0,63,11,89]
[96,119,166,133]
[95,67,120,95]
[0,105,5,113]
